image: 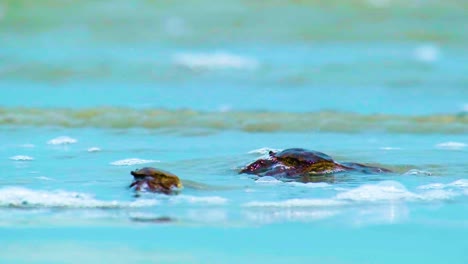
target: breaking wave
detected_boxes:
[244,180,467,208]
[0,187,158,209]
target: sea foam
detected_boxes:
[287,182,331,188]
[110,158,159,166]
[404,169,432,176]
[435,141,466,150]
[336,181,418,202]
[244,180,464,208]
[418,179,468,190]
[248,147,282,155]
[47,136,78,145]
[173,51,259,70]
[0,187,158,209]
[87,147,101,152]
[255,176,282,184]
[9,155,34,161]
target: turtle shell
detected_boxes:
[130,167,182,192]
[270,148,334,166]
[269,148,340,175]
[131,167,179,180]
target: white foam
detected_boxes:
[171,195,227,205]
[248,147,282,155]
[336,181,418,202]
[435,141,466,150]
[418,183,445,190]
[47,136,77,145]
[450,179,468,188]
[87,147,101,152]
[0,187,158,208]
[288,182,331,188]
[255,176,282,184]
[335,181,463,202]
[173,52,259,70]
[404,169,432,176]
[414,44,440,63]
[110,158,159,166]
[245,180,465,208]
[419,190,458,201]
[418,179,468,190]
[9,155,34,161]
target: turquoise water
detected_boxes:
[1,0,468,263]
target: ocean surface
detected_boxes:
[1,0,467,263]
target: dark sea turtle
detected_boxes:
[240,148,391,180]
[129,167,183,194]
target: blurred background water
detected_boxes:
[0,0,467,263]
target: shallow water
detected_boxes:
[1,0,468,263]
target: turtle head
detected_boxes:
[240,158,278,174]
[131,168,145,179]
[131,167,157,179]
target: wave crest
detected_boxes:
[0,187,158,209]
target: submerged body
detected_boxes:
[240,148,391,180]
[129,167,183,194]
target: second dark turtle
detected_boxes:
[240,148,391,179]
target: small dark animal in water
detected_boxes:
[129,167,182,194]
[240,148,391,180]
